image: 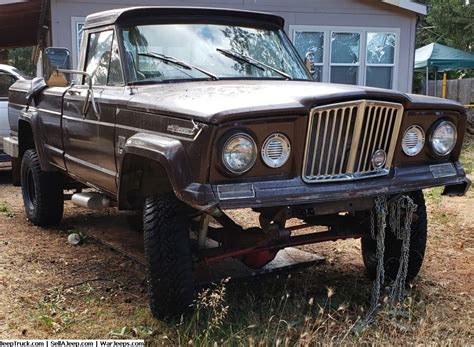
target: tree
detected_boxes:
[6,47,36,77]
[418,0,473,53]
[415,0,474,82]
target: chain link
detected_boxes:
[359,194,417,328]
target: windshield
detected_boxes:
[11,67,30,80]
[122,23,311,83]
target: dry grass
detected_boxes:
[0,136,473,345]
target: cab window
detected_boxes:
[85,30,124,86]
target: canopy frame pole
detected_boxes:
[434,68,437,97]
[442,71,447,98]
[426,66,429,96]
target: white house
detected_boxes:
[0,0,426,92]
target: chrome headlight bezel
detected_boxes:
[402,125,425,157]
[261,133,291,168]
[221,132,257,175]
[429,120,457,157]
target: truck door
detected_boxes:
[62,29,125,194]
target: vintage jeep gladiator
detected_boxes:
[3,7,471,318]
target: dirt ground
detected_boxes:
[0,136,472,344]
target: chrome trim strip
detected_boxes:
[62,115,202,142]
[38,108,62,115]
[64,153,116,177]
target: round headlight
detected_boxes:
[430,121,457,156]
[222,133,257,174]
[261,133,291,168]
[402,125,425,156]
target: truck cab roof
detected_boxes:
[83,6,285,30]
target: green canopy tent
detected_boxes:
[415,43,474,96]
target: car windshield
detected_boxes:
[122,23,311,83]
[11,67,30,80]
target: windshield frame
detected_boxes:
[116,17,312,84]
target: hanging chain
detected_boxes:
[363,195,388,325]
[359,194,417,329]
[389,196,417,305]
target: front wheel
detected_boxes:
[361,191,428,282]
[21,149,64,226]
[143,193,194,318]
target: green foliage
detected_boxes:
[416,0,474,79]
[6,47,36,77]
[0,202,15,219]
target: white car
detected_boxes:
[0,64,28,162]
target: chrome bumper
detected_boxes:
[2,136,18,158]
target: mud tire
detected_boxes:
[21,149,64,226]
[143,193,194,318]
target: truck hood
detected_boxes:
[126,80,465,124]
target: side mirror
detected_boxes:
[304,51,316,75]
[43,47,72,87]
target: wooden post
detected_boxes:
[442,72,447,98]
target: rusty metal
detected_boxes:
[202,227,366,264]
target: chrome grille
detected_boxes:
[303,100,404,183]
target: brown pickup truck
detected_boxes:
[3,7,470,318]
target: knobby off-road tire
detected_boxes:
[361,190,428,282]
[143,194,194,319]
[21,149,64,226]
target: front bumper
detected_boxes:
[180,161,470,211]
[0,151,9,162]
[2,136,18,158]
[0,137,12,162]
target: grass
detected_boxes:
[25,273,436,344]
[34,288,75,333]
[460,134,474,175]
[0,201,15,218]
[4,135,473,344]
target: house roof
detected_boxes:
[381,0,427,15]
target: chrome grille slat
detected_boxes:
[332,107,346,174]
[302,100,404,183]
[325,110,337,175]
[338,107,354,174]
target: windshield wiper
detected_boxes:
[216,48,292,80]
[137,52,219,81]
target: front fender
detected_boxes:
[19,108,56,171]
[120,132,193,198]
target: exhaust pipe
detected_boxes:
[71,192,110,209]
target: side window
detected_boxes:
[108,36,124,86]
[0,72,17,99]
[85,30,124,86]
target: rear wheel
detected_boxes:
[21,149,64,226]
[143,193,194,318]
[361,191,427,282]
